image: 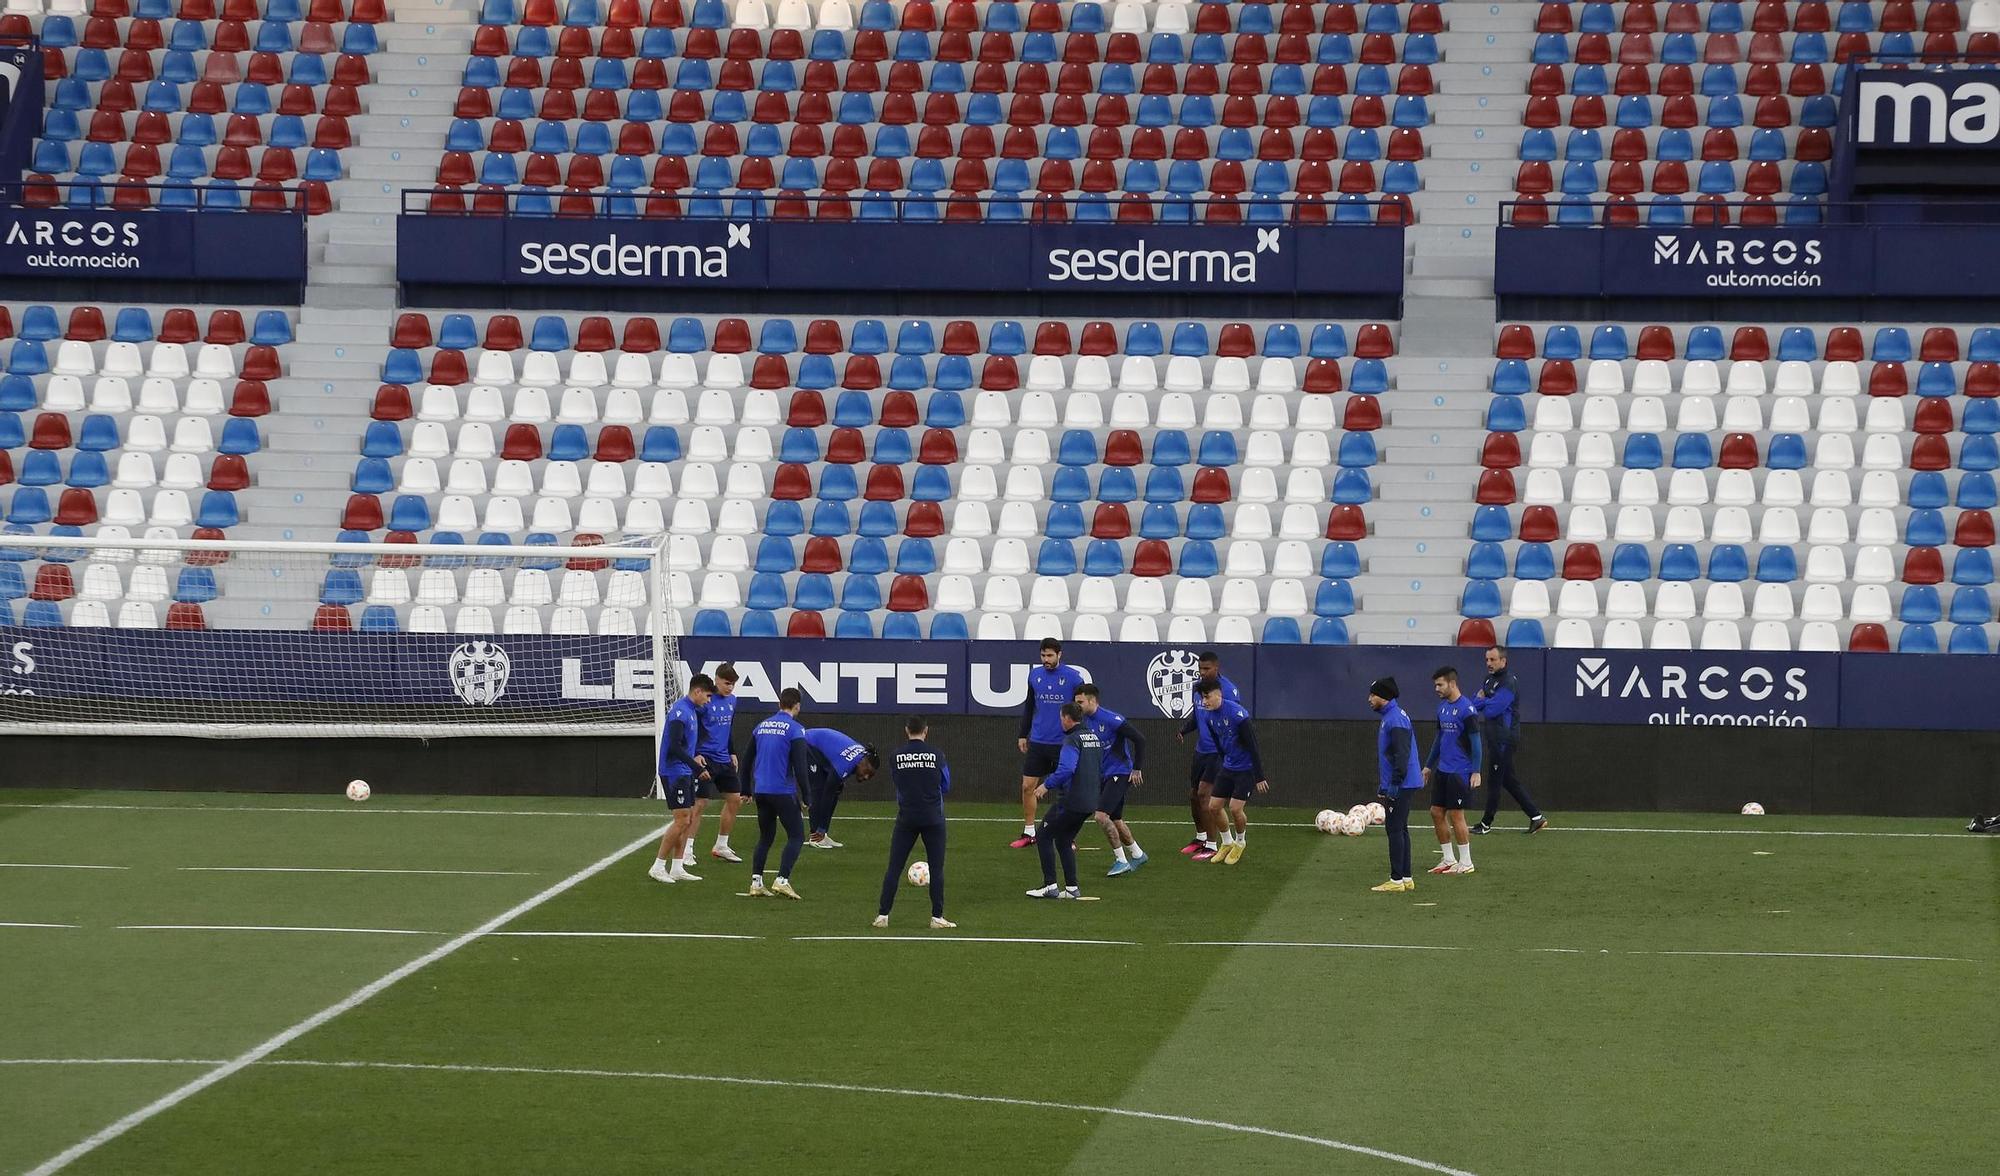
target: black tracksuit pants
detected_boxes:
[752,793,805,879]
[1036,809,1092,887]
[1384,788,1414,880]
[878,815,946,918]
[1480,740,1543,824]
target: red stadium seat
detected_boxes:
[1455,619,1498,647]
[1475,469,1517,505]
[1481,432,1523,469]
[1846,623,1890,653]
[1325,504,1368,540]
[1563,543,1604,580]
[1131,539,1173,578]
[372,384,412,420]
[341,494,383,530]
[1903,548,1945,585]
[1519,505,1560,542]
[167,603,209,631]
[1956,511,1996,548]
[802,537,844,573]
[1091,503,1131,539]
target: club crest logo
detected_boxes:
[1145,649,1203,719]
[449,640,511,706]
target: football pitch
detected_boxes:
[2,789,1992,1176]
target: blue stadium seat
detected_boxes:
[1755,547,1799,583]
[1906,510,1947,548]
[1513,543,1555,581]
[21,600,63,627]
[1309,617,1350,645]
[1708,545,1750,582]
[1951,587,1993,626]
[359,605,401,633]
[1610,544,1653,581]
[1897,623,1941,653]
[320,570,364,606]
[1321,542,1361,580]
[1900,586,1943,624]
[1953,549,1995,587]
[1315,580,1356,617]
[1471,506,1514,542]
[1504,619,1547,648]
[1909,472,1950,510]
[1178,540,1219,577]
[1261,618,1302,644]
[929,613,969,640]
[1460,580,1502,619]
[1950,625,1993,655]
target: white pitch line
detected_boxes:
[0,921,78,929]
[264,1059,1483,1176]
[1176,940,1466,952]
[1631,949,1975,964]
[28,822,668,1176]
[493,931,763,942]
[792,935,1140,946]
[0,1059,223,1067]
[178,867,536,877]
[118,925,448,937]
[0,863,128,870]
[0,801,1979,840]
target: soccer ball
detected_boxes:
[1346,803,1370,826]
[907,860,930,887]
[1343,813,1368,836]
[1740,802,1765,816]
[345,779,371,803]
[1315,809,1341,834]
[1366,802,1386,826]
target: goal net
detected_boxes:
[0,534,678,738]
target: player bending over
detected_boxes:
[1424,666,1483,876]
[1176,651,1239,860]
[803,726,880,849]
[1076,684,1148,877]
[649,674,714,885]
[689,662,746,866]
[1013,638,1086,849]
[742,688,810,900]
[874,715,954,930]
[1198,678,1269,865]
[1027,703,1103,900]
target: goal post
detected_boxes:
[0,533,680,743]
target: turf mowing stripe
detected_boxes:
[117,925,449,936]
[26,823,668,1176]
[255,1059,1483,1176]
[792,935,1141,946]
[1631,949,1976,964]
[493,931,764,941]
[0,863,128,870]
[1174,940,1466,952]
[176,867,537,876]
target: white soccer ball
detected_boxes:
[1347,803,1370,826]
[906,860,930,887]
[1342,812,1368,837]
[1740,802,1765,816]
[1366,802,1386,826]
[1315,809,1341,834]
[345,779,371,803]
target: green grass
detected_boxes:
[2,789,1995,1176]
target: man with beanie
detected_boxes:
[1368,677,1424,893]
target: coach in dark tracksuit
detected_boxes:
[1368,677,1424,892]
[1028,703,1103,898]
[1469,646,1548,835]
[877,716,950,925]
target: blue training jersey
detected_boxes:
[1426,695,1484,776]
[1191,675,1242,753]
[1470,670,1521,746]
[1020,663,1088,744]
[749,712,808,796]
[658,697,703,781]
[1084,705,1143,777]
[805,728,868,778]
[1206,699,1264,777]
[697,692,738,761]
[888,738,951,820]
[1377,701,1423,792]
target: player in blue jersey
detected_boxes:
[1012,638,1087,849]
[802,726,880,849]
[873,715,954,930]
[1075,684,1149,878]
[1176,651,1239,860]
[742,688,810,900]
[1368,677,1424,893]
[687,663,746,867]
[648,674,714,885]
[1027,704,1103,900]
[1424,666,1484,876]
[1468,646,1548,836]
[1197,677,1269,866]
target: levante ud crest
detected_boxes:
[449,640,511,706]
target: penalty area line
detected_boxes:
[25,822,669,1176]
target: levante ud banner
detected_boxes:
[0,629,1979,731]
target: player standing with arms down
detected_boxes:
[803,726,880,849]
[1075,684,1148,877]
[1197,678,1269,865]
[1176,651,1239,860]
[1011,638,1086,849]
[649,674,714,885]
[742,688,809,900]
[873,715,954,930]
[1368,677,1422,893]
[1425,667,1483,876]
[1026,704,1103,900]
[690,663,747,866]
[1468,646,1549,836]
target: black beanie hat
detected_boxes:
[1369,676,1398,701]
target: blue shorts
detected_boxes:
[1096,775,1132,820]
[1430,771,1472,811]
[663,775,698,810]
[1211,768,1258,802]
[1188,752,1219,791]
